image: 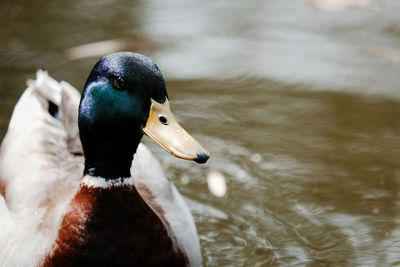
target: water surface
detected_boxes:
[1,0,400,266]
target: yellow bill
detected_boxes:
[142,99,210,164]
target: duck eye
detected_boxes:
[159,116,168,125]
[113,76,126,89]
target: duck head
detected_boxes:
[79,52,209,179]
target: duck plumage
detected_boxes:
[0,53,208,266]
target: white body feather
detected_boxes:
[0,71,201,266]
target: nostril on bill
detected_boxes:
[194,150,209,164]
[159,116,168,125]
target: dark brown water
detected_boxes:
[1,0,400,266]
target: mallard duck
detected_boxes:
[0,52,209,266]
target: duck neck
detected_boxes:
[82,131,142,179]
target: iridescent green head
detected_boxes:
[79,52,167,132]
[79,52,209,179]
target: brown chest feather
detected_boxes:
[43,185,188,267]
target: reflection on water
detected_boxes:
[1,0,400,265]
[161,80,400,265]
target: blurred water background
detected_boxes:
[1,0,400,265]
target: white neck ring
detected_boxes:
[82,175,134,189]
